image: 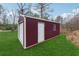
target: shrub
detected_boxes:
[0,24,17,31]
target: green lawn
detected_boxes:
[0,32,79,56]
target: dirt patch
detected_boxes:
[66,30,79,47]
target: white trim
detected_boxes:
[23,16,27,49]
[20,15,60,24]
[18,22,19,39]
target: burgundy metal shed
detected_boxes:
[18,15,60,49]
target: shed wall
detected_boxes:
[45,22,60,40]
[26,17,60,47]
[18,16,60,48]
[26,17,38,47]
[19,23,24,46]
[18,16,24,47]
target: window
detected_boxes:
[53,24,56,31]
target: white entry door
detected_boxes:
[38,22,45,43]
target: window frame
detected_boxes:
[53,24,56,31]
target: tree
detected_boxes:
[35,3,52,19]
[0,7,8,24]
[17,3,26,15]
[12,10,17,24]
[0,4,4,15]
[17,3,33,16]
[25,4,33,16]
[0,4,5,24]
[55,16,63,23]
[33,13,39,18]
[2,14,7,24]
[51,17,54,21]
[55,16,63,33]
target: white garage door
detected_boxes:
[19,23,24,46]
[38,22,45,43]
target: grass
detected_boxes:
[0,32,79,56]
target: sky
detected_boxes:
[51,3,79,18]
[1,3,79,19]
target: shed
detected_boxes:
[18,15,60,49]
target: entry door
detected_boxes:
[38,22,45,43]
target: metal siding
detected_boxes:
[45,22,60,40]
[26,17,38,47]
[56,23,60,35]
[25,17,60,48]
